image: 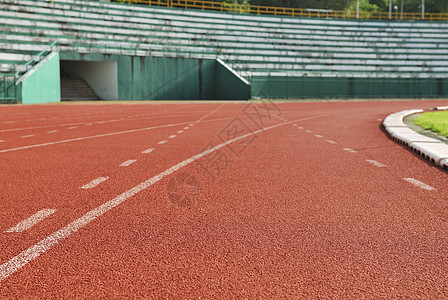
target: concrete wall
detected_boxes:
[215,59,251,100]
[251,76,448,98]
[61,60,118,100]
[60,52,250,100]
[20,52,61,104]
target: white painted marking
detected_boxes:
[366,159,387,167]
[403,178,436,191]
[314,134,323,138]
[377,118,382,121]
[196,104,224,122]
[68,127,77,130]
[0,121,198,154]
[47,130,58,134]
[119,159,137,167]
[292,124,298,126]
[85,123,93,126]
[0,115,321,282]
[189,124,194,127]
[343,148,357,153]
[305,130,312,133]
[169,135,176,139]
[326,140,337,144]
[0,140,4,143]
[298,126,304,130]
[80,177,109,189]
[158,140,168,145]
[21,134,35,138]
[184,127,190,130]
[177,130,184,134]
[142,148,155,154]
[5,209,56,233]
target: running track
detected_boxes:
[0,100,447,298]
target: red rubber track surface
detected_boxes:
[0,100,447,298]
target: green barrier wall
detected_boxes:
[60,53,249,100]
[251,76,448,99]
[0,78,18,103]
[215,59,251,100]
[20,52,61,104]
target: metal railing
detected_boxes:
[0,74,18,103]
[0,42,58,103]
[15,41,58,84]
[114,0,448,22]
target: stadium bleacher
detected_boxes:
[1,0,448,102]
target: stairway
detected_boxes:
[60,76,100,101]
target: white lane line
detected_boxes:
[80,177,109,189]
[68,126,77,130]
[377,118,382,121]
[343,148,357,153]
[403,178,437,191]
[326,140,337,144]
[298,126,304,130]
[21,134,35,138]
[169,135,176,139]
[5,209,57,233]
[189,123,194,126]
[0,115,321,282]
[366,159,387,167]
[184,127,190,130]
[158,140,168,145]
[119,159,137,167]
[47,130,58,134]
[305,130,312,133]
[0,121,200,154]
[0,140,4,143]
[177,130,184,134]
[85,123,93,126]
[314,134,323,138]
[142,148,154,154]
[196,104,224,122]
[292,124,298,126]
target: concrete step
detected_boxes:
[60,77,100,101]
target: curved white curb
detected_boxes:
[383,109,448,172]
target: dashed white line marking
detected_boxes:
[326,140,337,144]
[184,127,190,130]
[403,178,436,191]
[0,140,4,143]
[142,148,154,154]
[80,177,109,189]
[169,135,176,139]
[47,130,58,134]
[0,115,320,282]
[21,134,35,138]
[343,148,357,153]
[189,124,194,126]
[68,127,77,130]
[314,134,323,138]
[177,130,184,134]
[85,123,93,126]
[119,159,137,167]
[377,118,382,121]
[298,126,304,130]
[158,140,168,145]
[5,209,57,233]
[305,130,312,133]
[292,124,298,126]
[366,159,387,167]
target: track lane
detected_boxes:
[1,100,447,298]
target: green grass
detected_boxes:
[413,111,448,137]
